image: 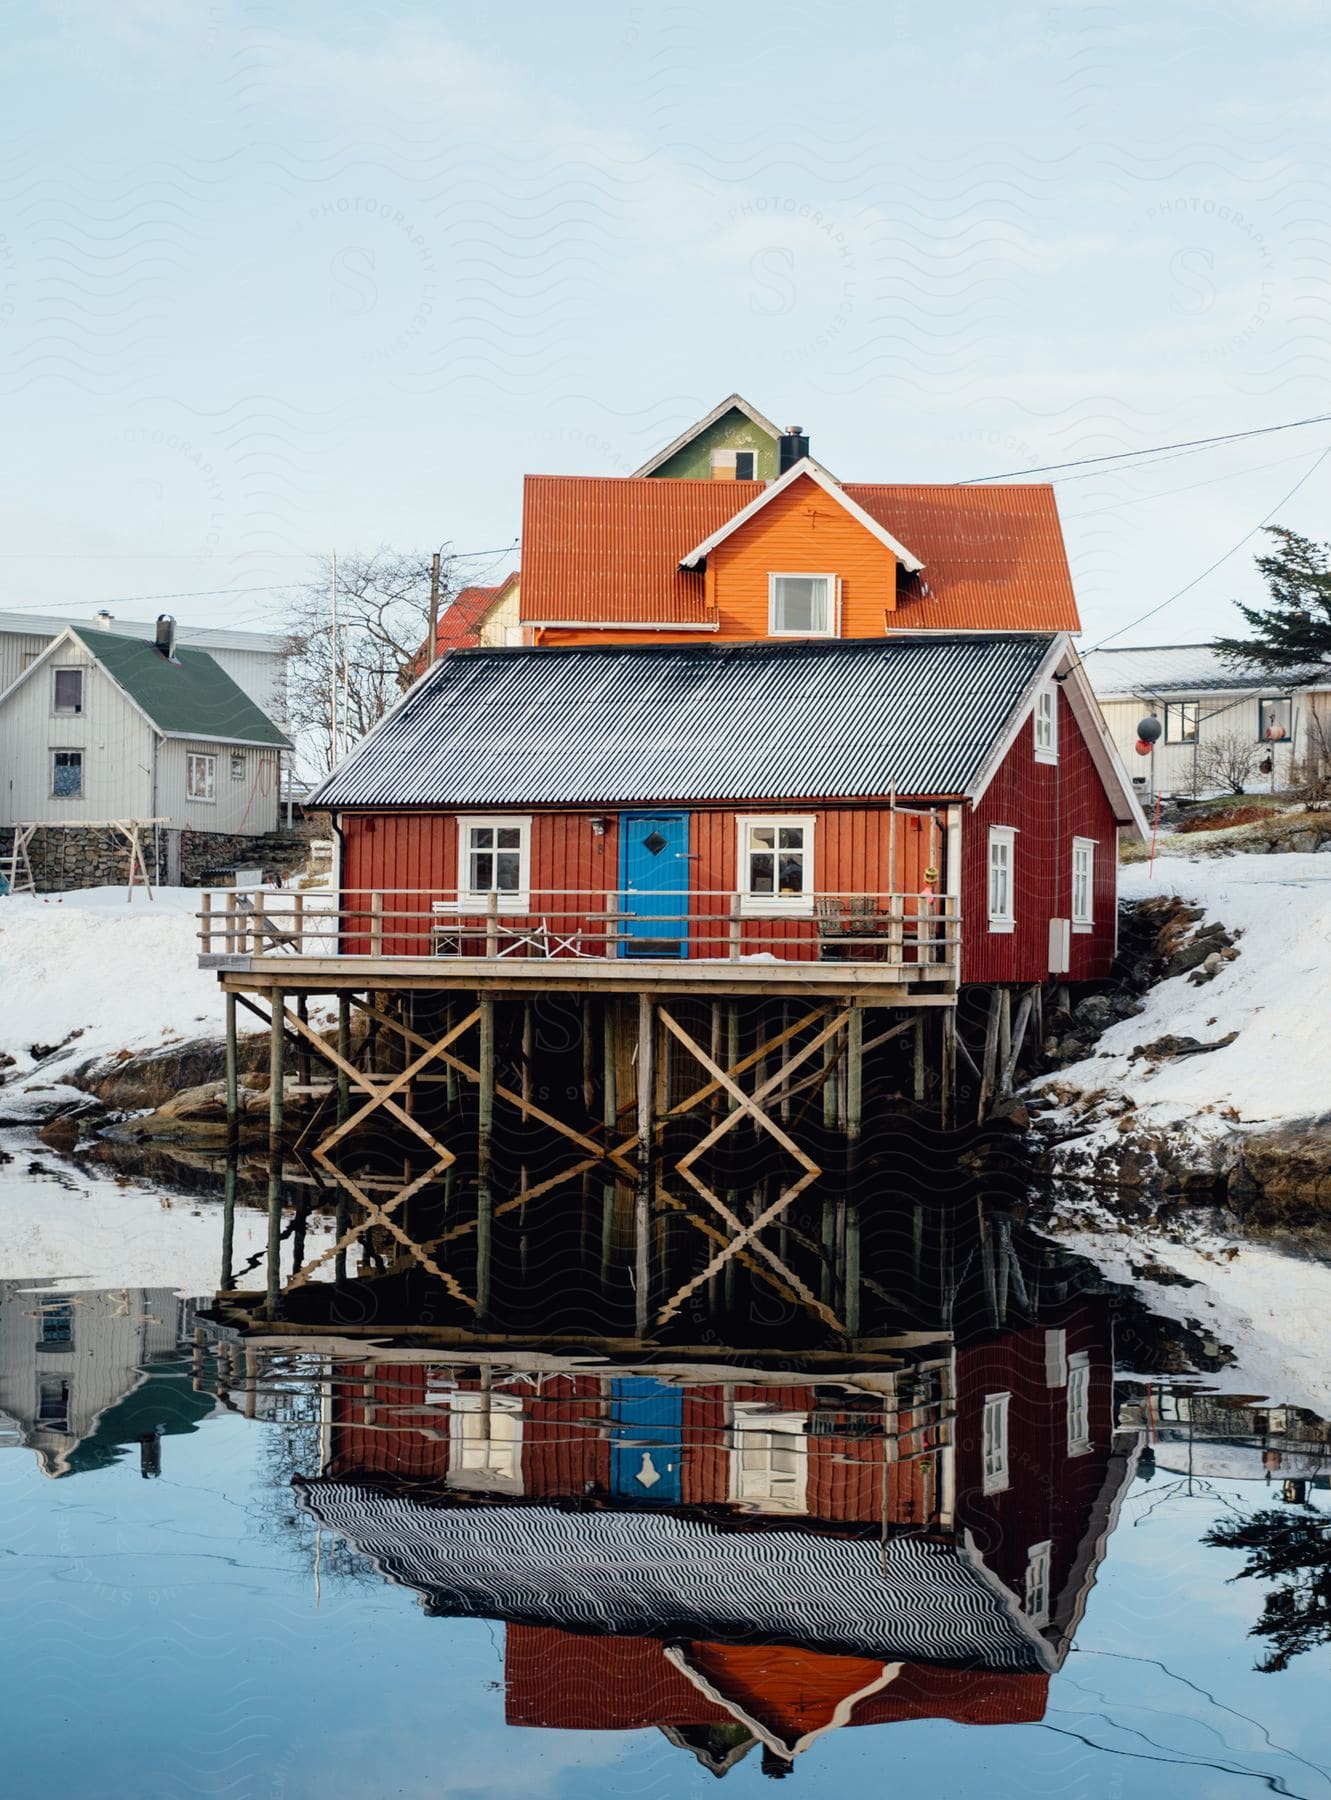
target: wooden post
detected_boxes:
[296,994,312,1093]
[293,891,304,954]
[201,890,212,954]
[822,1033,839,1130]
[977,988,1002,1124]
[486,889,500,957]
[997,988,1034,1100]
[940,1008,957,1128]
[477,994,495,1320]
[844,1203,861,1337]
[999,988,1012,1072]
[728,893,741,960]
[264,991,285,1317]
[601,998,618,1293]
[913,1013,926,1104]
[224,991,239,1145]
[635,993,654,1339]
[221,1155,237,1291]
[581,998,595,1114]
[846,1006,864,1142]
[820,1197,837,1306]
[370,891,384,957]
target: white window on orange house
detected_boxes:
[987,826,1016,933]
[1072,837,1096,932]
[456,816,531,911]
[738,815,816,916]
[982,1391,1010,1494]
[769,573,837,637]
[1033,684,1058,762]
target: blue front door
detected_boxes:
[610,1377,684,1502]
[619,810,690,958]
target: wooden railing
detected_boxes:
[197,887,960,976]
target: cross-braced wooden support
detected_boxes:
[650,1001,856,1334]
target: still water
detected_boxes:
[2,1140,1330,1799]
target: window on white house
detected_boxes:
[457,816,531,911]
[447,1390,523,1492]
[229,752,246,782]
[1259,697,1292,744]
[987,826,1015,933]
[1067,1352,1092,1455]
[186,752,217,803]
[51,750,82,798]
[769,573,836,636]
[982,1392,1010,1494]
[1033,685,1058,762]
[738,815,815,915]
[730,1406,809,1513]
[52,668,84,715]
[1025,1541,1052,1626]
[1072,837,1096,932]
[1164,702,1198,744]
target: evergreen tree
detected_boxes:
[1205,1507,1331,1672]
[1214,527,1331,673]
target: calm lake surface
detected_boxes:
[2,1133,1330,1799]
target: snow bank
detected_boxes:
[1038,851,1331,1152]
[0,887,230,1076]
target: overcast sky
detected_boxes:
[3,1,1329,647]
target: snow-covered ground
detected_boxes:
[1038,851,1331,1154]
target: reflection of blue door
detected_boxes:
[610,1378,683,1502]
[619,811,690,958]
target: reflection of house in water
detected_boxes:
[1120,1385,1331,1491]
[0,1282,210,1477]
[295,1298,1139,1772]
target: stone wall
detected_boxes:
[0,823,316,892]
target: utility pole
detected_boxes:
[330,549,339,766]
[427,550,442,666]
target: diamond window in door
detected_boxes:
[642,830,668,856]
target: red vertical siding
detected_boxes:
[962,689,1120,985]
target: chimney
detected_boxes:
[777,425,809,475]
[155,613,177,661]
[95,608,114,629]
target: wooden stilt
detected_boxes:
[477,995,495,1321]
[635,994,655,1339]
[224,991,239,1146]
[913,1014,926,1104]
[977,988,1002,1124]
[844,1203,861,1337]
[335,994,351,1280]
[264,991,285,1316]
[296,994,312,1092]
[997,988,1034,1101]
[999,988,1012,1073]
[221,1156,237,1290]
[846,1007,864,1142]
[940,1009,957,1128]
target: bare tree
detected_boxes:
[282,549,454,773]
[1194,730,1260,796]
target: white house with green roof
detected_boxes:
[0,620,292,866]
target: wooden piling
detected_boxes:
[846,1007,864,1142]
[477,994,495,1320]
[264,991,285,1316]
[635,993,654,1338]
[224,991,239,1146]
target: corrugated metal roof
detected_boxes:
[519,475,1078,633]
[0,609,287,654]
[1083,642,1331,697]
[73,626,291,746]
[312,634,1053,810]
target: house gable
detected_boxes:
[633,394,781,480]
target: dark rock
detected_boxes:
[0,1052,14,1070]
[37,1115,80,1152]
[1074,994,1115,1031]
[1133,1031,1239,1061]
[73,1035,270,1111]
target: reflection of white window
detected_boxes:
[987,826,1015,933]
[1067,1353,1092,1456]
[37,1376,70,1434]
[456,815,531,911]
[187,751,216,803]
[1072,837,1095,932]
[769,573,837,637]
[738,814,815,916]
[448,1390,523,1493]
[1033,685,1058,762]
[1025,1540,1052,1626]
[982,1392,1010,1494]
[39,1298,73,1346]
[730,1405,809,1513]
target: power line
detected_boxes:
[961,409,1331,484]
[1083,444,1331,655]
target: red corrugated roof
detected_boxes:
[435,583,503,653]
[520,475,1079,632]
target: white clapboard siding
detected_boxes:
[0,640,155,826]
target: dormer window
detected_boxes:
[769,573,837,637]
[52,668,83,715]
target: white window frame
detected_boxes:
[1033,684,1058,763]
[229,751,247,783]
[447,1389,524,1494]
[51,748,83,799]
[1164,701,1198,745]
[729,1404,809,1513]
[455,814,532,913]
[737,813,816,917]
[987,825,1016,934]
[982,1391,1010,1495]
[51,667,84,716]
[768,571,839,638]
[1024,1540,1052,1626]
[1071,836,1096,933]
[1067,1351,1092,1456]
[186,751,217,804]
